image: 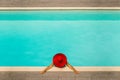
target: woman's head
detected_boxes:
[53,53,67,68]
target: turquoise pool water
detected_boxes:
[0,10,120,66]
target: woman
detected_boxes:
[41,53,79,74]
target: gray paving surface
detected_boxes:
[0,71,120,80]
[0,0,120,7]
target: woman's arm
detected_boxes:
[66,63,79,74]
[40,63,54,74]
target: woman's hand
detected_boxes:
[40,63,54,74]
[66,63,80,74]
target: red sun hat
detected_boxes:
[53,53,67,68]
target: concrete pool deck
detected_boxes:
[0,67,120,80]
[0,0,119,7]
[1,71,120,80]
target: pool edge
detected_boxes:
[0,67,120,71]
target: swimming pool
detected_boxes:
[0,10,120,66]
